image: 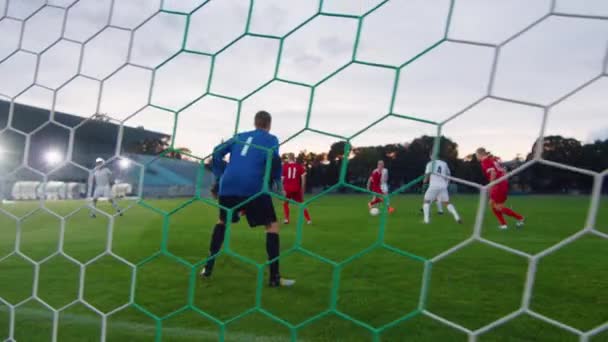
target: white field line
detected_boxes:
[0,306,303,342]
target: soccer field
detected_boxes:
[0,194,606,341]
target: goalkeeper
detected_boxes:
[200,110,295,287]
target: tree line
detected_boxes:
[130,134,608,194]
[282,135,608,194]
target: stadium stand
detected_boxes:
[1,100,210,201]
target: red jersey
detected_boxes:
[369,169,382,192]
[282,162,306,192]
[481,156,507,183]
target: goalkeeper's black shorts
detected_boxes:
[218,194,277,228]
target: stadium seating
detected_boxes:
[4,154,208,201]
[128,154,209,198]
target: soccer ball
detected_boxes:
[369,207,380,216]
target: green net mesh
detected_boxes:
[0,0,607,341]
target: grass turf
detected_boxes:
[0,194,606,341]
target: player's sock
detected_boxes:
[384,196,395,214]
[436,201,444,214]
[370,197,383,207]
[89,200,97,217]
[283,202,290,223]
[266,232,280,284]
[203,223,226,276]
[492,207,507,226]
[447,204,461,223]
[303,209,311,223]
[501,207,523,220]
[110,199,122,215]
[422,203,430,224]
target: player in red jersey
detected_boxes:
[476,148,525,230]
[367,160,395,213]
[282,153,312,225]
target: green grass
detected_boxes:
[0,194,606,341]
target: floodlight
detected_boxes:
[44,150,62,165]
[119,158,130,170]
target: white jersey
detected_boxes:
[93,168,113,187]
[381,168,389,193]
[425,160,450,188]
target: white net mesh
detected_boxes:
[0,0,606,341]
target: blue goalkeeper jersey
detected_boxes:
[212,129,282,197]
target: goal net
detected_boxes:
[0,0,607,341]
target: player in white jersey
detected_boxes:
[89,158,122,217]
[380,166,389,194]
[422,156,461,224]
[379,163,392,210]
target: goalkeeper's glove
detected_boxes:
[271,179,285,196]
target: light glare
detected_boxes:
[119,158,130,169]
[44,150,62,165]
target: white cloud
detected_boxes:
[394,41,495,122]
[321,0,384,16]
[555,0,608,17]
[279,15,357,85]
[0,51,37,97]
[99,66,152,120]
[38,40,81,89]
[63,0,112,43]
[493,16,608,105]
[0,18,23,60]
[6,0,45,20]
[240,81,311,143]
[449,0,550,44]
[186,0,248,54]
[54,76,101,119]
[210,36,279,98]
[249,0,317,37]
[81,27,130,80]
[546,76,608,143]
[443,98,545,159]
[21,6,64,53]
[1,1,608,161]
[130,12,186,68]
[310,63,395,137]
[152,52,212,111]
[175,95,237,157]
[111,0,160,29]
[357,0,450,66]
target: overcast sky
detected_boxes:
[0,0,607,160]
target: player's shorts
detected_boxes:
[370,186,384,195]
[93,185,112,199]
[218,194,277,228]
[424,186,449,203]
[370,187,386,202]
[490,182,509,204]
[285,190,304,203]
[381,184,388,194]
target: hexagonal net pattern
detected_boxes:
[0,0,607,341]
